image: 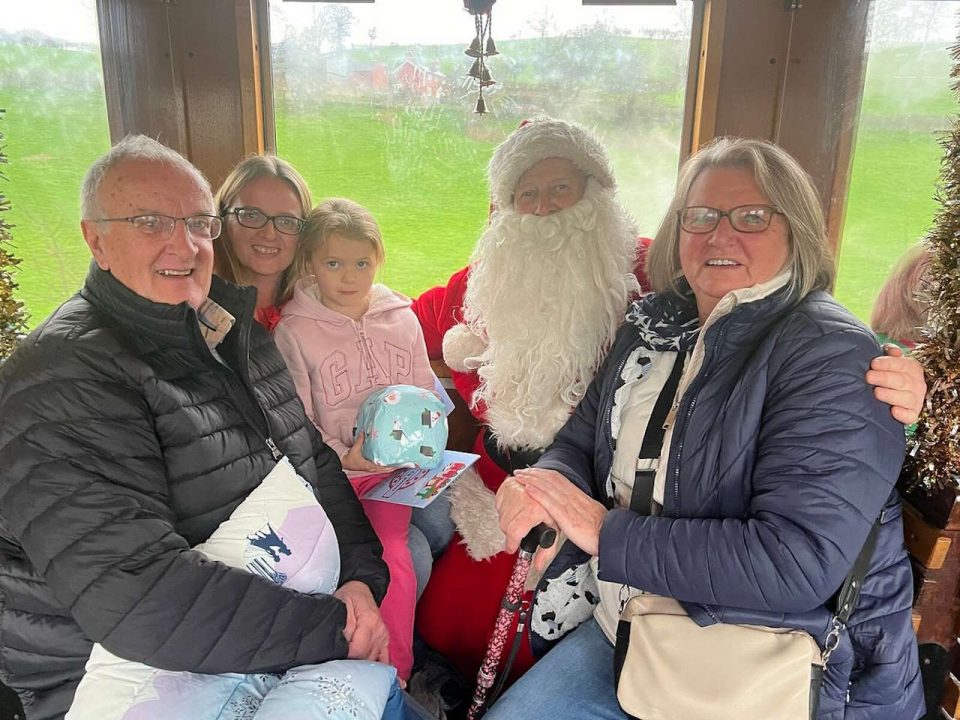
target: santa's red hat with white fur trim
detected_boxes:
[487,117,617,211]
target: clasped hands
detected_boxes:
[495,468,608,572]
[334,580,390,665]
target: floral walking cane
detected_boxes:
[467,523,557,720]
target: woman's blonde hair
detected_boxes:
[646,137,835,302]
[214,155,312,306]
[294,198,385,283]
[870,243,932,343]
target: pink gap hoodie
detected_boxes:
[273,279,434,472]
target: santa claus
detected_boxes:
[412,118,649,684]
[411,117,927,691]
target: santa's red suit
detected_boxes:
[411,239,651,684]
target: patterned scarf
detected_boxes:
[624,290,701,353]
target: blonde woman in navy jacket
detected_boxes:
[491,138,923,720]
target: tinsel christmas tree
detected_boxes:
[0,109,28,362]
[904,42,960,493]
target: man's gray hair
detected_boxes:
[646,137,835,302]
[80,135,211,219]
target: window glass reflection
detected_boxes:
[2,1,110,327]
[837,0,960,322]
[269,0,693,297]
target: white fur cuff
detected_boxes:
[447,468,506,561]
[442,324,486,373]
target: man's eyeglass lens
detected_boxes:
[232,208,304,235]
[679,205,777,234]
[99,214,222,239]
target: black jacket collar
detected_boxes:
[80,262,258,359]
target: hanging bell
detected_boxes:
[479,67,494,85]
[475,95,487,114]
[466,58,483,79]
[465,36,483,57]
[484,35,499,56]
[480,77,497,88]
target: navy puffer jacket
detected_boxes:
[537,286,924,720]
[0,266,388,719]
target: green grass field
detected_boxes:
[833,41,953,321]
[1,42,111,327]
[0,38,955,328]
[275,105,494,295]
[275,105,684,295]
[835,130,943,320]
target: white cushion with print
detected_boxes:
[195,456,340,595]
[67,456,341,720]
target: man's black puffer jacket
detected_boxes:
[0,265,388,720]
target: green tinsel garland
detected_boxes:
[0,109,28,362]
[904,40,960,493]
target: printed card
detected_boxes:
[361,450,479,508]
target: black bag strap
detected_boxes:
[629,352,685,515]
[822,517,882,666]
[835,518,881,625]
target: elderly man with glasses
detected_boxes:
[0,135,392,719]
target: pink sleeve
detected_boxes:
[273,322,350,459]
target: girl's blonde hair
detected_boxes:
[646,137,835,302]
[294,198,385,282]
[870,243,932,343]
[214,155,312,306]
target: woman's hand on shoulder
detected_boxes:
[866,345,926,425]
[513,468,606,559]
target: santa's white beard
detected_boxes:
[462,179,639,450]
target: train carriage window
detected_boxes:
[268,0,694,297]
[2,1,111,328]
[836,0,960,322]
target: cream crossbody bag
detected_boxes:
[611,522,879,720]
[610,354,880,720]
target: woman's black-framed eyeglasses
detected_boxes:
[225,207,305,236]
[678,205,782,234]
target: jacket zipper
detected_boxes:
[222,369,283,461]
[668,321,727,517]
[354,318,380,387]
[202,315,281,461]
[604,349,634,459]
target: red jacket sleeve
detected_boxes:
[411,266,471,360]
[411,266,484,420]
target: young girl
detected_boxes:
[273,198,435,683]
[214,157,437,602]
